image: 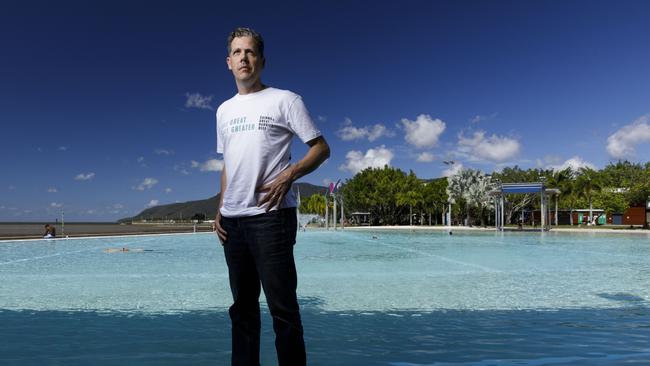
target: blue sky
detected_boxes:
[2,0,649,221]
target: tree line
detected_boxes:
[298,161,650,226]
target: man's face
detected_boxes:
[226,36,264,84]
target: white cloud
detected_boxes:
[322,178,332,186]
[8,185,15,190]
[546,156,596,172]
[50,202,63,208]
[58,146,69,151]
[442,162,464,177]
[470,113,497,124]
[470,115,483,123]
[185,92,214,110]
[339,145,394,174]
[134,177,159,191]
[47,187,57,193]
[337,118,394,142]
[174,164,191,175]
[74,172,95,181]
[367,125,392,141]
[191,159,224,172]
[338,125,367,140]
[137,156,144,163]
[416,152,436,162]
[401,114,446,149]
[318,115,327,122]
[154,149,174,156]
[109,203,124,214]
[606,114,650,159]
[146,200,159,208]
[165,188,172,193]
[536,155,563,168]
[457,131,520,162]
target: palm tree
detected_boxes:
[397,190,423,226]
[574,167,602,224]
[421,178,448,225]
[549,168,573,225]
[395,172,424,226]
[302,194,326,216]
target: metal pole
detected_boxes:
[555,193,558,227]
[340,195,344,229]
[541,192,545,231]
[493,196,499,230]
[333,194,337,230]
[548,198,551,229]
[500,196,505,232]
[325,194,329,230]
[500,196,504,231]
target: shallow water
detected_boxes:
[2,230,650,365]
[3,306,650,365]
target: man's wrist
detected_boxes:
[288,163,300,182]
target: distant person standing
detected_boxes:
[43,224,56,238]
[213,27,330,366]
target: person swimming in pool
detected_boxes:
[103,247,147,254]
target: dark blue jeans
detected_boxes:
[220,208,306,366]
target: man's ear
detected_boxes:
[226,57,232,70]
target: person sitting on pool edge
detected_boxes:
[43,224,56,239]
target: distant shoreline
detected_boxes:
[2,222,648,241]
[344,225,650,235]
[0,222,213,241]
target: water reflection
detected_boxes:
[2,303,650,365]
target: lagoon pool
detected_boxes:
[2,230,650,365]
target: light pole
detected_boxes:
[443,160,455,226]
[540,176,547,230]
[646,196,650,229]
[485,174,491,226]
[61,208,65,237]
[587,176,593,225]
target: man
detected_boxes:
[43,224,56,238]
[214,27,330,366]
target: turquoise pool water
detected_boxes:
[2,230,650,365]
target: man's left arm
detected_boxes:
[258,136,330,211]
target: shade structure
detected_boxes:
[490,183,560,232]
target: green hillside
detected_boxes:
[119,182,327,223]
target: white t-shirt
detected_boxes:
[216,87,321,218]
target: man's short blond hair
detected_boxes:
[227,27,264,58]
